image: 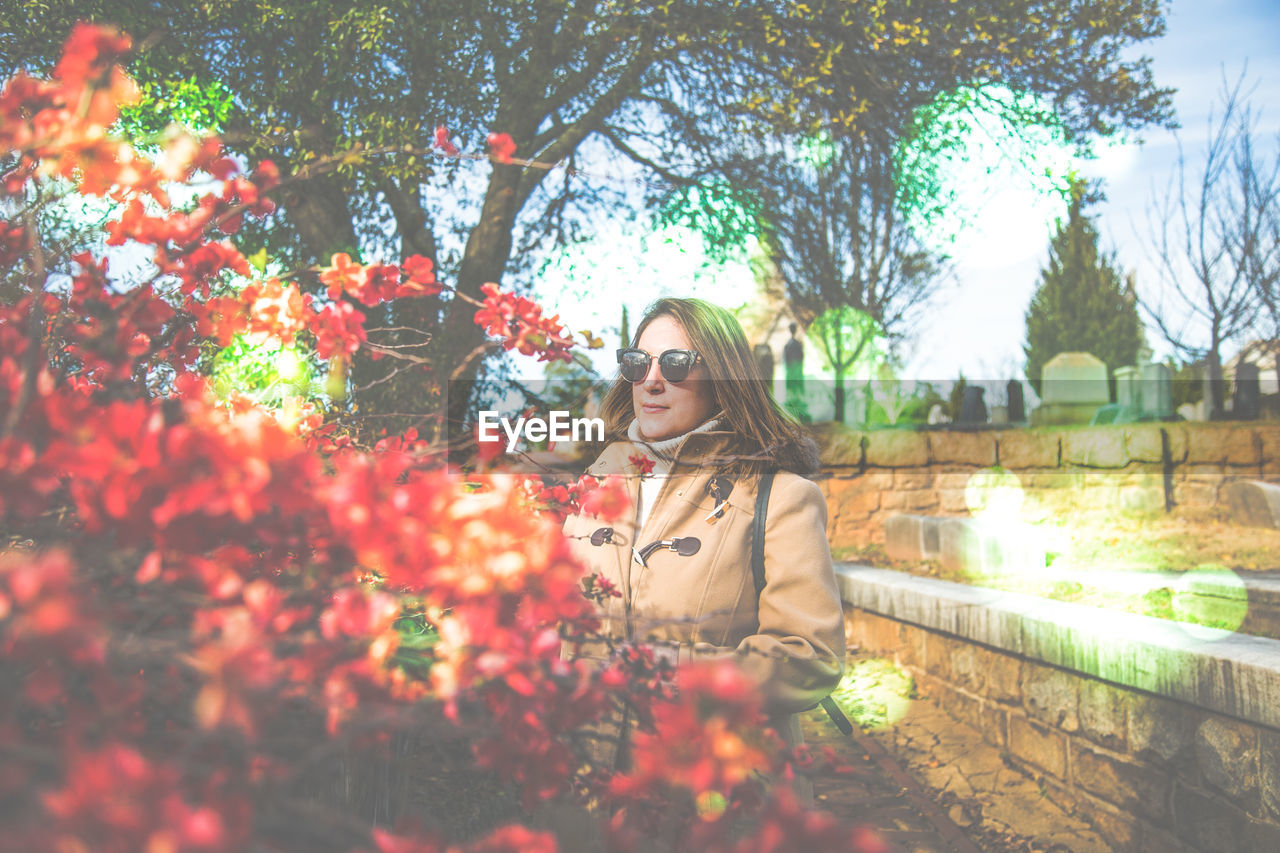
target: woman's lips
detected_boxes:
[641,403,668,413]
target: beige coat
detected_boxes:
[561,428,846,770]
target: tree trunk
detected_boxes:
[441,163,525,435]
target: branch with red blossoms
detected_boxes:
[0,22,890,853]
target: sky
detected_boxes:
[533,0,1280,389]
[903,0,1280,384]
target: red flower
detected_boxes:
[433,124,459,156]
[486,132,516,164]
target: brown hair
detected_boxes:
[599,298,819,478]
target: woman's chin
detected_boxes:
[637,415,677,441]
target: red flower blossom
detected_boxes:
[434,124,459,156]
[487,132,517,164]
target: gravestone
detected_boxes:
[1114,365,1140,411]
[1033,352,1110,426]
[1233,362,1261,420]
[1006,380,1026,423]
[958,385,987,424]
[927,404,950,425]
[1139,362,1174,419]
[752,344,775,385]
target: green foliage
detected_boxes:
[116,76,234,144]
[947,373,968,422]
[211,336,320,405]
[1023,181,1146,395]
[830,658,915,730]
[657,180,762,265]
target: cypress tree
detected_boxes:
[1023,182,1146,397]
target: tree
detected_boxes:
[1024,180,1146,397]
[1140,72,1279,419]
[750,132,946,422]
[1,0,1175,433]
[1,29,883,851]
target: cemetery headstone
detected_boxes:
[1233,362,1261,420]
[1140,362,1174,419]
[959,385,987,424]
[1032,351,1110,426]
[1006,379,1026,423]
[753,343,774,385]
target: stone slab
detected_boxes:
[929,431,997,466]
[997,430,1060,469]
[1223,479,1280,529]
[832,565,1280,732]
[864,429,928,467]
[1062,429,1129,468]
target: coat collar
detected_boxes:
[585,429,740,478]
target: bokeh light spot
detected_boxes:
[965,467,1025,520]
[830,659,914,730]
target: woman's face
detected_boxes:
[631,314,718,441]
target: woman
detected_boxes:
[562,297,846,787]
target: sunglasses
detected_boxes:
[616,348,702,383]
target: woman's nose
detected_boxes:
[641,357,664,387]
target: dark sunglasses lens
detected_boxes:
[659,351,693,381]
[619,351,650,381]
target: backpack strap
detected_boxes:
[750,470,776,596]
[751,468,853,737]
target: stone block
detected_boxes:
[903,624,928,669]
[1119,481,1166,514]
[1028,469,1085,491]
[838,486,881,516]
[879,489,939,513]
[934,469,975,491]
[924,632,956,682]
[938,488,969,514]
[1174,479,1220,509]
[858,469,896,491]
[821,429,865,466]
[1009,714,1067,779]
[850,612,899,653]
[997,431,1060,469]
[1223,480,1280,529]
[1260,427,1280,466]
[938,518,980,575]
[1022,662,1080,732]
[884,514,928,562]
[1129,693,1198,767]
[891,468,934,490]
[1126,425,1167,463]
[1063,428,1129,468]
[1263,729,1280,822]
[1166,425,1188,463]
[984,651,1021,704]
[948,641,983,693]
[1172,782,1247,853]
[1195,716,1259,806]
[863,429,928,467]
[1085,805,1143,853]
[929,431,997,466]
[1072,743,1170,822]
[1079,678,1128,752]
[1187,425,1261,466]
[822,474,861,499]
[932,677,986,733]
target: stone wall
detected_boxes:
[818,423,1280,548]
[837,567,1280,853]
